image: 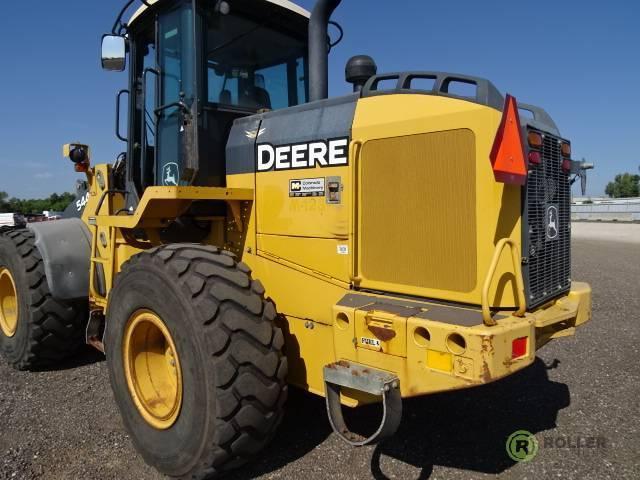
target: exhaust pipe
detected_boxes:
[309,0,342,102]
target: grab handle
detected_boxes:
[481,238,526,326]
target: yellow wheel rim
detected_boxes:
[0,267,19,337]
[123,309,183,430]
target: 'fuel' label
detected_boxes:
[360,337,381,348]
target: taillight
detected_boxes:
[512,337,528,359]
[528,151,541,165]
[562,159,572,173]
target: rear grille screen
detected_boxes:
[523,131,571,308]
[359,129,477,293]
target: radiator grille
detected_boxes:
[359,129,477,293]
[523,131,572,308]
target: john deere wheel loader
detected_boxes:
[0,0,594,477]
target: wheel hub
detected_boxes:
[0,267,18,337]
[123,309,183,429]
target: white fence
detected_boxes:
[572,197,640,222]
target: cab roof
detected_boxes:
[129,0,310,26]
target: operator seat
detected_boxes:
[219,89,232,105]
[240,86,272,111]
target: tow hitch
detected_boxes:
[323,361,402,446]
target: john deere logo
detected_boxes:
[163,163,179,186]
[506,430,539,462]
[545,205,559,241]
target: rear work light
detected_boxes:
[490,95,527,185]
[512,337,528,359]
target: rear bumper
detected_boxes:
[334,282,592,404]
[403,281,592,396]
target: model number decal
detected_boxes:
[256,137,349,172]
[76,193,90,212]
[289,177,326,197]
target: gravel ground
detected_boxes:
[1,233,639,480]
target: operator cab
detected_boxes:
[102,0,310,205]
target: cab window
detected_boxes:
[205,13,307,111]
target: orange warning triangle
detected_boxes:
[490,94,527,186]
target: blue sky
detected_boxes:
[0,0,638,198]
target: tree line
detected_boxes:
[604,173,640,199]
[0,191,76,215]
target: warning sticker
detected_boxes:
[289,177,325,197]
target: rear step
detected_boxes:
[323,361,402,446]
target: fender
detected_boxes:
[28,218,91,300]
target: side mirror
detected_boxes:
[101,35,127,72]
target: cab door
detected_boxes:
[156,4,197,187]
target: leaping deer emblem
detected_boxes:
[547,206,558,239]
[164,163,178,186]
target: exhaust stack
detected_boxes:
[309,0,342,102]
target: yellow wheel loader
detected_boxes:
[0,0,593,477]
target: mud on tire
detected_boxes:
[104,244,288,479]
[0,228,87,370]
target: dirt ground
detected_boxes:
[1,232,639,479]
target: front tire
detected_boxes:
[105,244,287,479]
[0,228,86,370]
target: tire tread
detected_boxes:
[114,244,287,479]
[0,228,85,370]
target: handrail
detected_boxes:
[116,89,129,142]
[350,140,363,285]
[481,238,526,326]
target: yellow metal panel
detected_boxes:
[255,166,351,239]
[246,254,347,325]
[332,306,357,361]
[359,129,477,293]
[352,95,522,307]
[257,234,351,283]
[282,316,335,398]
[94,186,254,229]
[354,309,407,357]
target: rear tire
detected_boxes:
[0,228,87,370]
[105,244,287,479]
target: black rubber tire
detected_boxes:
[0,228,87,370]
[104,244,288,479]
